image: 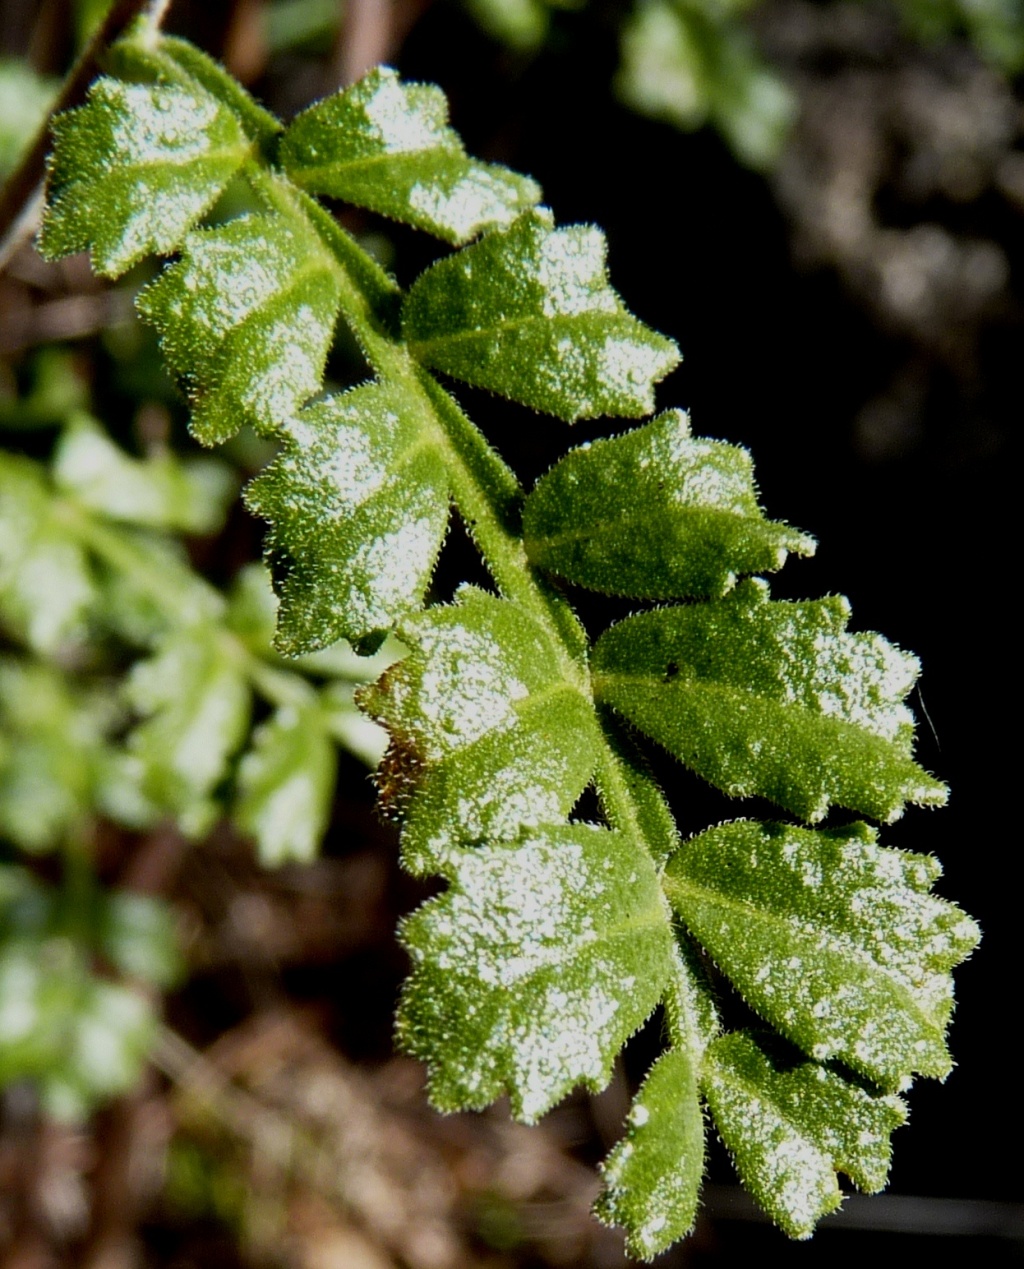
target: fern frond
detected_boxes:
[36,35,978,1254]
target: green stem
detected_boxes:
[241,164,685,910]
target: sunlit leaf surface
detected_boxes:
[360,587,601,874]
[399,825,675,1121]
[403,210,680,420]
[703,1032,906,1237]
[666,821,979,1087]
[282,66,540,243]
[597,1047,705,1259]
[245,382,449,654]
[137,214,342,445]
[593,579,947,822]
[525,409,814,597]
[40,76,251,277]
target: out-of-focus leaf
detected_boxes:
[0,58,57,179]
[55,417,236,533]
[0,879,159,1120]
[616,0,795,169]
[100,892,182,988]
[124,626,251,836]
[0,659,105,852]
[234,700,337,865]
[0,454,95,653]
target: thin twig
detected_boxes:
[0,0,175,274]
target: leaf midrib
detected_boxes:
[666,870,944,1036]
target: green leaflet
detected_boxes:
[0,659,105,853]
[54,417,236,534]
[524,409,815,598]
[109,32,283,149]
[234,700,337,866]
[39,76,252,278]
[593,578,947,822]
[245,382,449,654]
[280,66,541,245]
[616,0,796,170]
[359,587,602,874]
[665,821,979,1088]
[398,825,675,1121]
[137,213,342,445]
[124,626,251,836]
[0,57,57,179]
[99,891,182,987]
[403,210,680,421]
[0,872,171,1120]
[0,453,95,654]
[703,1032,906,1238]
[596,1047,705,1259]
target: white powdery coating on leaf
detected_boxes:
[408,167,526,237]
[725,1086,836,1236]
[281,413,387,514]
[808,629,919,742]
[102,82,224,165]
[344,516,439,631]
[168,221,311,338]
[437,835,594,986]
[536,227,618,317]
[506,979,622,1121]
[597,333,676,410]
[238,303,332,425]
[410,624,528,755]
[359,69,448,153]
